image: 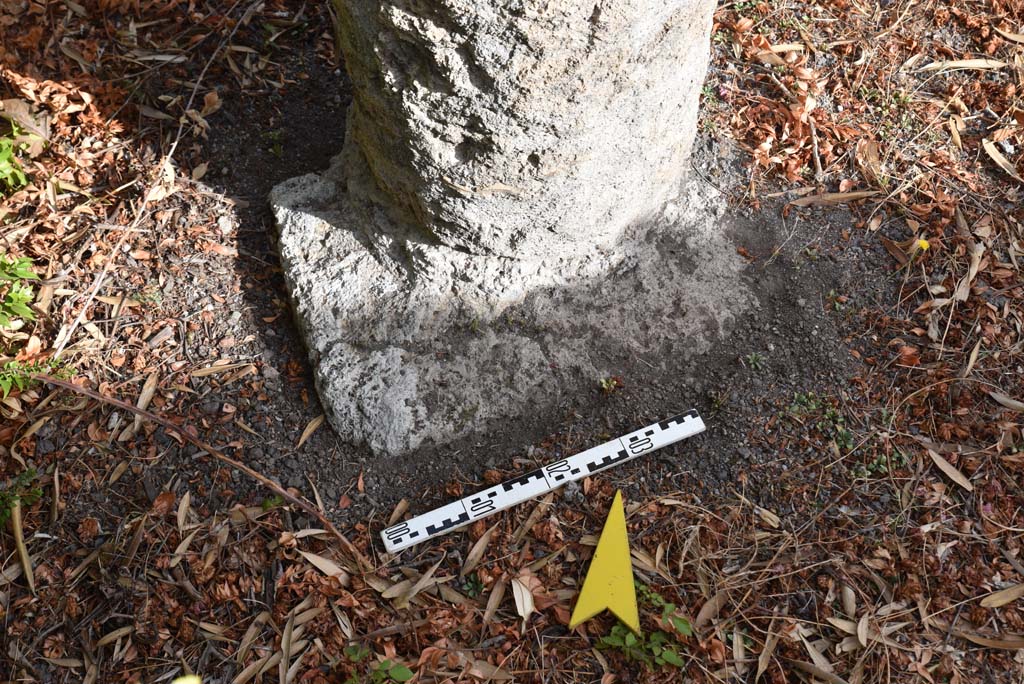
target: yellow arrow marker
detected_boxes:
[569,490,639,633]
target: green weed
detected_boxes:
[598,583,691,669]
[0,126,28,194]
[743,351,765,371]
[788,391,821,415]
[855,450,910,478]
[0,359,62,398]
[461,572,484,598]
[600,376,624,395]
[599,624,685,668]
[818,407,854,452]
[260,494,284,511]
[0,255,37,329]
[0,469,42,528]
[343,645,414,684]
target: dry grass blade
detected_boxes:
[940,622,1024,649]
[96,625,134,647]
[919,59,1007,71]
[296,414,324,449]
[9,499,34,594]
[50,465,60,524]
[467,659,514,681]
[961,339,981,377]
[798,629,835,672]
[279,609,296,684]
[237,612,271,665]
[787,658,850,684]
[694,589,728,630]
[379,576,413,600]
[756,624,780,681]
[789,191,879,207]
[513,492,553,544]
[298,550,351,584]
[982,139,1024,183]
[396,557,444,609]
[994,27,1024,43]
[170,529,201,568]
[927,449,974,491]
[462,522,499,578]
[387,498,409,527]
[233,654,273,684]
[483,578,507,624]
[989,390,1024,412]
[177,491,191,532]
[191,361,249,377]
[119,371,158,441]
[980,584,1024,608]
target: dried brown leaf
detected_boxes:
[511,573,536,620]
[297,414,325,449]
[483,578,507,624]
[298,550,350,584]
[387,498,409,527]
[790,191,879,207]
[994,27,1024,44]
[396,558,444,609]
[151,491,176,516]
[920,59,1007,72]
[982,139,1024,183]
[981,584,1024,608]
[462,522,499,578]
[10,499,34,594]
[927,449,974,491]
[176,491,191,533]
[989,391,1024,412]
[694,590,728,630]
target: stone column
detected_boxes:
[272,0,728,455]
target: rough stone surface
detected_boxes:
[272,166,752,455]
[272,0,722,455]
[334,0,715,258]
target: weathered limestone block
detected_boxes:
[271,0,730,455]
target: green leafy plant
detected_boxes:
[855,450,911,478]
[343,646,414,684]
[0,359,62,398]
[818,407,854,452]
[461,572,484,598]
[0,469,42,527]
[743,352,765,371]
[598,583,691,669]
[370,660,414,683]
[788,391,821,415]
[0,127,29,193]
[260,494,284,511]
[598,624,685,669]
[638,581,694,638]
[599,375,624,395]
[0,255,38,328]
[343,644,370,663]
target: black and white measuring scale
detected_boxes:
[381,410,706,553]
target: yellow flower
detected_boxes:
[172,677,201,684]
[916,238,930,251]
